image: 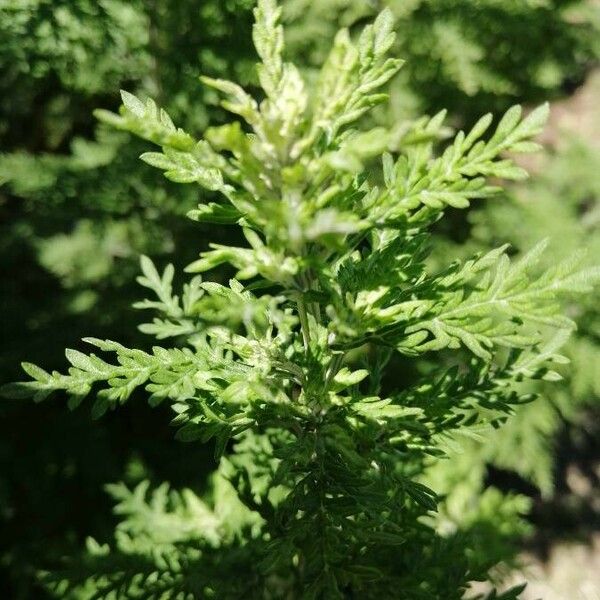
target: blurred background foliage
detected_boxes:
[0,0,598,597]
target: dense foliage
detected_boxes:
[4,2,599,597]
[451,139,600,496]
[1,2,255,596]
[1,0,599,597]
[284,0,599,117]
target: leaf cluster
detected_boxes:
[2,1,600,598]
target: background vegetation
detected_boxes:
[1,0,598,597]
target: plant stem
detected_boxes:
[297,294,312,350]
[325,352,344,390]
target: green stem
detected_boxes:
[297,293,312,350]
[325,353,344,390]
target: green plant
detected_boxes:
[0,0,257,370]
[2,0,597,327]
[0,4,256,594]
[4,1,600,597]
[283,0,600,119]
[450,137,600,497]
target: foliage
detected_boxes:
[445,138,600,496]
[1,0,599,597]
[1,0,248,314]
[1,0,597,330]
[0,3,255,595]
[4,2,599,596]
[0,0,257,362]
[283,0,600,118]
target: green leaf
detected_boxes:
[120,90,145,118]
